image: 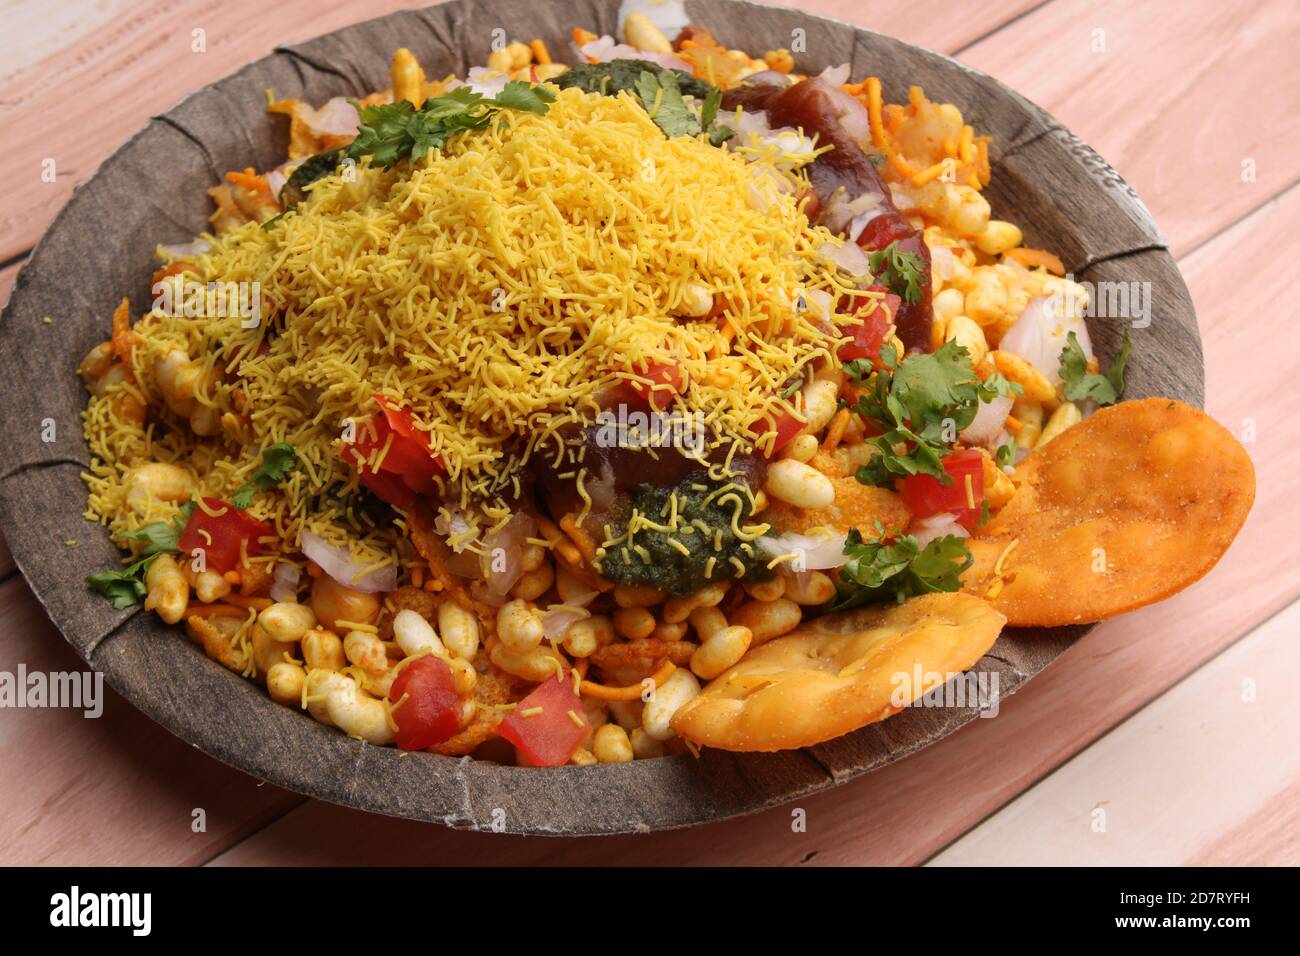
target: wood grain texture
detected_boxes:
[210,182,1298,863]
[928,599,1300,866]
[960,0,1300,258]
[0,0,1037,263]
[0,576,301,865]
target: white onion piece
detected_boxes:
[541,592,599,641]
[433,507,476,553]
[741,70,794,89]
[732,108,818,160]
[159,239,211,259]
[300,532,397,593]
[909,514,970,549]
[292,96,359,138]
[464,66,511,97]
[889,182,918,211]
[578,36,691,72]
[760,531,849,571]
[928,244,956,282]
[471,511,537,604]
[999,295,1094,385]
[808,76,872,143]
[618,0,690,40]
[960,393,1013,447]
[269,561,302,603]
[801,288,834,321]
[819,63,851,86]
[819,239,871,277]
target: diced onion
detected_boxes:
[578,36,691,72]
[759,530,849,571]
[909,514,970,549]
[819,238,871,277]
[1000,295,1094,385]
[819,63,851,86]
[159,239,211,258]
[960,394,1013,447]
[300,532,397,593]
[541,592,599,641]
[269,561,301,603]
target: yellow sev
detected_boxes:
[84,88,859,559]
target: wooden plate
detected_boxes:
[0,0,1200,834]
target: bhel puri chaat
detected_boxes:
[78,3,1254,766]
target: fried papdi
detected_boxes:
[670,592,1005,752]
[764,476,910,536]
[964,398,1254,626]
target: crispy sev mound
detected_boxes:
[84,87,863,561]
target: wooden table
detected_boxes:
[1,0,1295,866]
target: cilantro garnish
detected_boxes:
[231,443,296,509]
[828,525,973,610]
[87,557,156,610]
[347,82,557,168]
[850,340,1021,487]
[995,437,1018,470]
[868,241,927,305]
[1059,328,1132,405]
[87,501,200,609]
[634,70,733,145]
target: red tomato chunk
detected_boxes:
[898,448,986,530]
[389,657,462,750]
[499,675,588,767]
[177,497,273,574]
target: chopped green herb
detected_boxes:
[850,340,1021,487]
[634,69,733,144]
[87,558,155,610]
[1059,328,1132,405]
[995,437,1018,470]
[867,241,927,305]
[828,525,973,610]
[553,59,714,99]
[278,146,345,206]
[231,442,296,509]
[347,82,557,168]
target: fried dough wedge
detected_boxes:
[964,398,1254,626]
[670,592,1005,752]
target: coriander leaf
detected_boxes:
[867,241,927,305]
[346,84,556,168]
[492,80,557,114]
[828,527,972,610]
[260,209,295,231]
[122,521,182,557]
[86,555,157,610]
[637,69,700,138]
[231,442,296,509]
[849,340,1013,487]
[554,59,714,99]
[995,437,1018,470]
[1059,328,1132,405]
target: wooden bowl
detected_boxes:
[0,0,1200,834]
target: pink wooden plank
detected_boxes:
[929,600,1300,865]
[0,0,1041,262]
[0,576,302,865]
[211,182,1300,865]
[960,0,1300,257]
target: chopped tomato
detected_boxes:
[837,287,898,363]
[177,497,274,573]
[498,674,588,767]
[627,359,687,411]
[389,657,462,750]
[341,396,444,508]
[762,406,805,457]
[898,449,986,530]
